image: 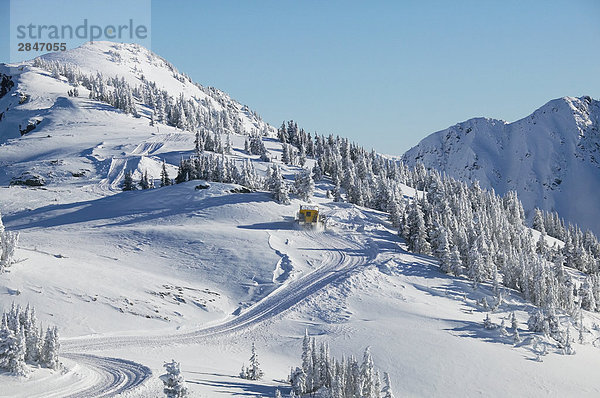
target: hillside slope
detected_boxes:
[402,96,600,234]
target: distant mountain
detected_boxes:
[402,96,600,234]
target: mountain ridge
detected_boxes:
[402,95,600,234]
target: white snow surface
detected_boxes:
[402,96,600,234]
[1,43,600,397]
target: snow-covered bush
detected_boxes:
[160,360,188,398]
[483,313,496,330]
[0,303,59,375]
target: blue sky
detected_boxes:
[1,0,599,154]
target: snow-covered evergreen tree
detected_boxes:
[0,324,26,375]
[294,169,315,202]
[360,347,376,398]
[483,313,495,330]
[161,360,188,398]
[240,343,264,380]
[40,326,60,370]
[532,208,546,234]
[404,200,431,255]
[0,304,58,374]
[0,212,19,272]
[382,372,395,398]
[268,166,290,204]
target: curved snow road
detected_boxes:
[63,231,372,352]
[15,354,152,398]
[61,354,152,398]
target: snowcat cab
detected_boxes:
[296,205,325,229]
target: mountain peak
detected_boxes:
[403,95,600,234]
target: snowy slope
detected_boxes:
[402,96,600,234]
[4,183,600,397]
[38,41,275,137]
[2,43,600,397]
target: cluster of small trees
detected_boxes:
[288,333,394,398]
[244,133,270,161]
[0,212,19,273]
[533,208,600,275]
[172,148,315,206]
[32,57,272,138]
[122,169,155,191]
[0,304,60,375]
[174,153,261,189]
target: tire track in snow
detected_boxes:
[63,230,370,352]
[60,354,152,398]
[55,230,368,397]
[19,354,152,398]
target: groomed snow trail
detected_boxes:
[36,229,371,397]
[63,230,372,353]
[60,354,152,398]
[5,354,152,398]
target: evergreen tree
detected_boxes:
[194,131,203,156]
[139,170,151,190]
[161,360,188,398]
[268,166,290,204]
[360,347,376,398]
[405,200,431,255]
[282,143,291,165]
[0,324,26,375]
[433,225,451,273]
[0,212,19,272]
[122,170,136,191]
[40,326,60,370]
[532,208,546,234]
[449,246,463,276]
[483,313,495,330]
[241,343,264,381]
[295,169,315,202]
[290,367,307,395]
[382,372,395,398]
[160,161,172,187]
[225,133,232,155]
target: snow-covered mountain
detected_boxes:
[0,41,275,193]
[3,42,600,397]
[403,96,600,234]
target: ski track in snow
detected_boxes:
[60,354,152,398]
[9,354,152,398]
[63,230,370,352]
[35,229,369,396]
[46,230,371,396]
